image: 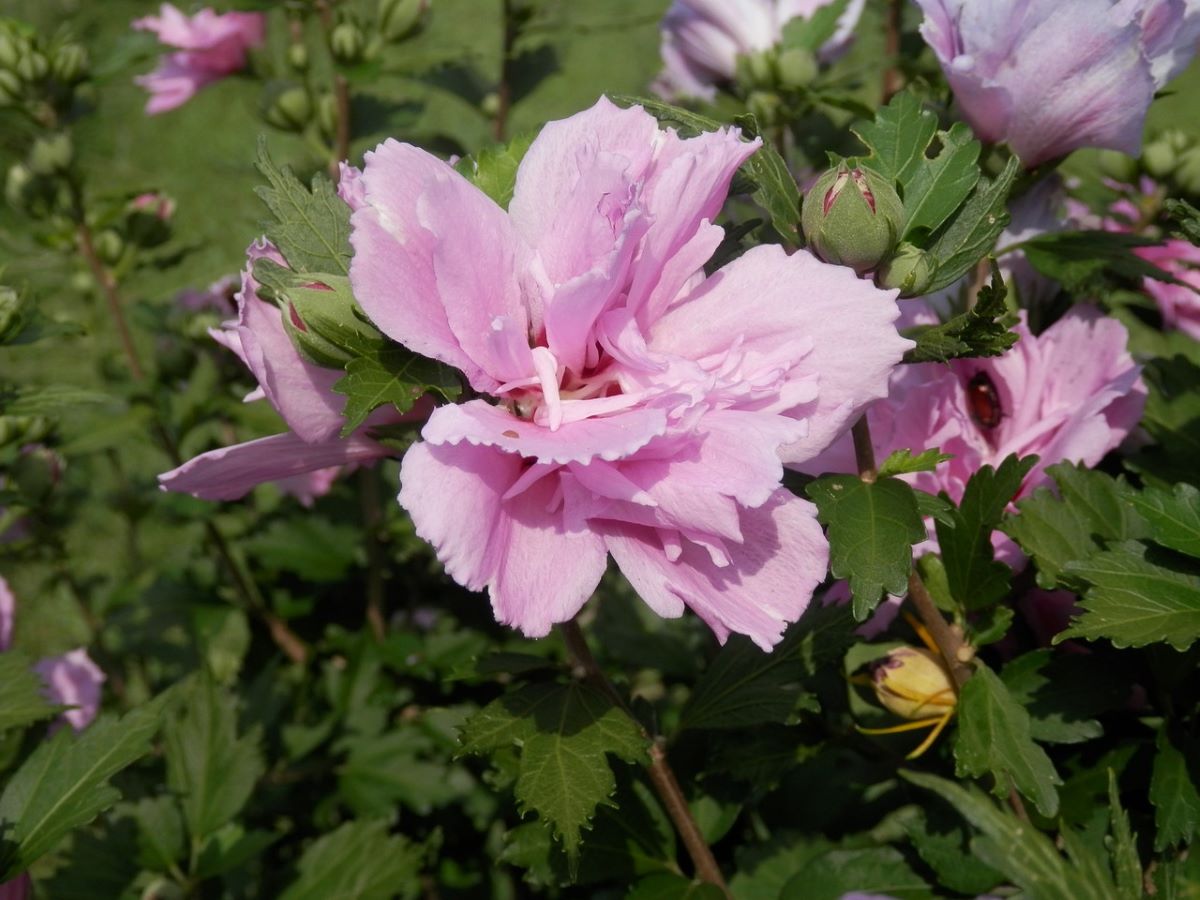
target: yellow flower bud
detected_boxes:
[870,647,956,721]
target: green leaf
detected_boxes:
[1108,770,1142,900]
[454,131,533,208]
[0,696,167,878]
[805,475,926,619]
[1166,197,1200,245]
[901,771,1096,900]
[1000,650,1128,745]
[131,796,185,872]
[2,385,109,416]
[779,846,931,899]
[779,0,849,53]
[1135,356,1200,486]
[1132,482,1200,559]
[1060,542,1200,651]
[194,824,278,880]
[337,729,470,817]
[1021,230,1184,293]
[902,806,1004,896]
[334,346,461,435]
[164,674,265,841]
[899,122,981,240]
[1150,725,1200,850]
[254,138,352,276]
[459,681,648,859]
[954,663,1062,817]
[1004,464,1148,589]
[626,873,726,900]
[680,602,854,731]
[877,447,953,478]
[609,95,800,242]
[278,820,423,900]
[924,156,1021,293]
[937,454,1037,612]
[852,91,939,188]
[0,653,58,733]
[903,262,1019,362]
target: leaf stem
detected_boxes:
[559,620,729,895]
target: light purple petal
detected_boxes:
[34,649,105,732]
[0,576,14,652]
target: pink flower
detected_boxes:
[34,649,105,732]
[1137,239,1200,340]
[130,192,176,221]
[133,4,265,115]
[655,0,865,100]
[350,97,910,649]
[0,875,31,900]
[0,575,13,652]
[159,237,408,503]
[915,0,1200,167]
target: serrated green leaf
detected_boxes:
[1166,197,1200,245]
[900,122,981,240]
[1004,464,1148,589]
[1135,356,1200,486]
[1132,482,1200,559]
[925,156,1020,293]
[954,663,1061,817]
[131,796,184,872]
[1150,725,1200,851]
[164,675,265,841]
[454,131,533,208]
[459,681,647,859]
[1060,542,1200,651]
[937,454,1037,612]
[2,385,109,416]
[1108,770,1142,899]
[254,139,351,276]
[779,846,930,899]
[680,603,855,731]
[334,346,461,435]
[194,824,278,880]
[902,806,1004,896]
[877,447,953,477]
[852,91,938,188]
[903,262,1018,363]
[0,695,167,878]
[1021,230,1182,293]
[278,820,422,900]
[0,653,58,733]
[805,475,926,619]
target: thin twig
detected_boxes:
[882,0,903,101]
[76,218,144,381]
[559,620,729,894]
[316,0,352,177]
[494,0,516,142]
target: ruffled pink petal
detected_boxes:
[34,649,105,732]
[603,489,829,650]
[159,431,389,501]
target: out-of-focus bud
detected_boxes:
[777,47,817,90]
[735,49,775,91]
[127,192,175,246]
[1142,130,1190,180]
[1096,150,1138,184]
[12,445,63,503]
[870,647,956,720]
[15,49,47,82]
[51,42,88,83]
[802,164,904,274]
[0,68,21,105]
[4,163,33,209]
[1176,145,1200,196]
[315,90,338,140]
[0,285,22,343]
[28,132,73,176]
[94,229,125,266]
[264,86,312,132]
[480,91,500,118]
[286,42,309,72]
[879,242,935,296]
[0,31,19,70]
[330,21,365,64]
[378,0,427,41]
[746,90,781,127]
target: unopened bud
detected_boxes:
[94,228,124,266]
[378,0,428,41]
[1143,129,1190,180]
[51,42,88,83]
[264,86,312,131]
[12,445,63,502]
[480,91,500,118]
[802,164,904,274]
[0,68,20,105]
[4,163,32,208]
[1096,150,1137,184]
[330,21,365,64]
[28,132,73,175]
[735,49,775,90]
[315,91,338,140]
[15,49,48,82]
[777,47,817,90]
[879,242,934,296]
[286,42,309,72]
[0,32,19,70]
[870,647,956,720]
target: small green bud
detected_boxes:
[735,49,775,90]
[15,49,48,82]
[51,42,88,83]
[1096,150,1137,184]
[286,42,309,72]
[330,21,365,64]
[480,91,500,118]
[4,163,32,209]
[1142,129,1190,179]
[315,91,338,140]
[0,68,21,105]
[777,47,817,90]
[0,285,22,343]
[378,0,427,41]
[28,132,73,176]
[802,164,904,274]
[746,90,781,128]
[264,86,312,131]
[0,32,19,70]
[94,228,124,266]
[879,242,935,296]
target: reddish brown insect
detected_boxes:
[966,371,1003,429]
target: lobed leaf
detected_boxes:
[1150,725,1200,851]
[278,820,422,900]
[903,263,1018,363]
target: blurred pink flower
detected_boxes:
[350,97,910,649]
[160,236,412,503]
[34,649,105,732]
[915,0,1200,167]
[1137,239,1200,339]
[0,875,31,900]
[655,0,865,100]
[133,4,265,114]
[130,191,176,221]
[176,274,239,314]
[0,575,13,651]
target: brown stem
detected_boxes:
[316,0,352,178]
[76,219,144,382]
[359,468,387,641]
[493,0,516,142]
[851,416,877,482]
[559,620,729,894]
[882,0,903,101]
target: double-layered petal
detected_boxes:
[916,0,1200,167]
[353,98,910,648]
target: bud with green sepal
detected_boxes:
[330,21,365,64]
[735,49,776,92]
[50,42,87,84]
[93,229,125,266]
[879,242,934,296]
[264,85,313,132]
[378,0,427,41]
[777,47,817,90]
[28,132,73,176]
[286,42,309,73]
[802,163,904,274]
[1142,129,1191,180]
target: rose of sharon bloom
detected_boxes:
[34,650,105,732]
[915,0,1200,167]
[159,238,412,503]
[655,0,865,100]
[350,97,911,649]
[133,4,265,115]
